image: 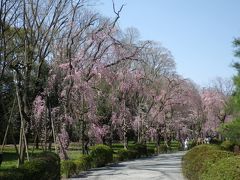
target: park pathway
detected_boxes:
[71,151,186,180]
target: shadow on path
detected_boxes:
[71,151,186,180]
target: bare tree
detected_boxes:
[210,77,234,96]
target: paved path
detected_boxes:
[71,151,186,180]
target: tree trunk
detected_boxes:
[81,122,86,154]
[10,127,20,161]
[57,135,68,160]
[47,95,57,153]
[156,133,161,154]
[1,97,16,152]
[137,121,140,143]
[48,142,52,151]
[81,94,87,154]
[163,131,169,148]
[123,130,128,149]
[35,135,39,149]
[123,117,128,149]
[15,73,29,166]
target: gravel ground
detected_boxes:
[71,151,186,180]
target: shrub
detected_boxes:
[182,144,233,180]
[127,149,138,159]
[117,149,130,161]
[201,155,240,180]
[188,140,197,149]
[0,152,60,180]
[170,141,182,151]
[220,140,235,151]
[76,154,92,170]
[129,143,147,157]
[61,154,92,178]
[209,137,222,145]
[90,144,113,167]
[112,154,120,163]
[61,160,76,178]
[116,147,151,162]
[22,152,61,180]
[147,148,155,156]
[158,144,169,153]
[0,168,24,180]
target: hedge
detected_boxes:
[61,154,92,178]
[114,144,155,162]
[129,143,148,158]
[220,140,236,151]
[90,144,113,167]
[158,144,170,153]
[61,143,156,178]
[0,152,60,180]
[201,155,240,180]
[146,148,155,156]
[182,144,234,180]
[116,149,130,161]
[0,168,24,180]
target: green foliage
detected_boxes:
[0,152,60,180]
[115,145,155,162]
[23,159,50,179]
[126,150,138,159]
[147,148,155,156]
[182,145,233,180]
[22,152,60,180]
[219,118,240,144]
[90,144,113,167]
[61,160,77,178]
[76,154,92,170]
[129,143,147,158]
[201,155,240,180]
[170,141,182,151]
[158,144,171,153]
[188,140,197,149]
[233,37,240,66]
[61,154,92,178]
[0,168,24,180]
[116,149,130,161]
[209,137,222,145]
[220,140,236,151]
[112,154,120,163]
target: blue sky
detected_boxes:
[96,0,240,86]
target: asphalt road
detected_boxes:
[71,151,185,180]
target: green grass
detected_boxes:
[68,150,83,160]
[0,145,49,170]
[0,140,181,170]
[1,152,18,169]
[0,145,19,169]
[68,142,82,151]
[146,142,156,148]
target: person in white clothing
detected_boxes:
[184,138,189,150]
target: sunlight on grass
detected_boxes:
[0,145,50,170]
[0,141,178,170]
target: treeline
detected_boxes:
[0,0,231,164]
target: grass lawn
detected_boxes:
[0,145,50,169]
[0,145,19,169]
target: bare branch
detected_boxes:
[111,0,125,28]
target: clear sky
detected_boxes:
[96,0,240,86]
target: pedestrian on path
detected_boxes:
[184,138,189,150]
